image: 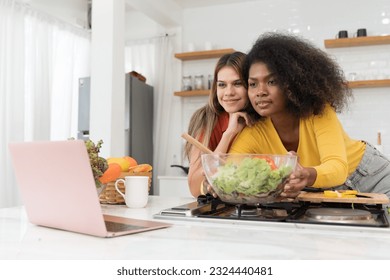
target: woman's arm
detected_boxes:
[187,146,205,197]
[308,107,349,187]
[285,107,349,193]
[214,112,252,153]
[188,112,252,197]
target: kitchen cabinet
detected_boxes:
[324,35,390,88]
[157,176,192,197]
[174,48,236,97]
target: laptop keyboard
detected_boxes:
[105,221,146,232]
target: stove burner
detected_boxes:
[305,208,375,224]
[197,194,214,205]
[232,205,260,217]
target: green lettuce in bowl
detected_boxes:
[201,154,297,205]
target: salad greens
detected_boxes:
[212,157,292,195]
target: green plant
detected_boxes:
[84,139,108,188]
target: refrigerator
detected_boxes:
[78,74,154,193]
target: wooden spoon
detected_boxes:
[181,133,213,154]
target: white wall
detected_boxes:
[165,0,390,175]
[24,0,390,175]
[125,10,167,41]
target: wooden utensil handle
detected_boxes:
[181,133,213,154]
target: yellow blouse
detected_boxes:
[229,105,366,188]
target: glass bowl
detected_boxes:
[201,153,297,205]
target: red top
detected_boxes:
[208,112,229,151]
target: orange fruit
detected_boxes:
[99,163,121,184]
[123,156,138,168]
[107,157,130,172]
[128,164,152,173]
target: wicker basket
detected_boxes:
[99,171,152,204]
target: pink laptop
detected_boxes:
[8,140,170,237]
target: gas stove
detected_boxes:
[154,194,389,228]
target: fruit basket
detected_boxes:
[99,171,152,204]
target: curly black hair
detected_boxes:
[244,32,352,117]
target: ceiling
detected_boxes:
[125,0,259,28]
[25,0,261,30]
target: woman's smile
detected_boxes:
[255,100,271,106]
[223,98,240,104]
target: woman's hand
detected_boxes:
[203,178,218,198]
[282,164,310,197]
[214,112,253,155]
[225,112,252,136]
[281,152,317,198]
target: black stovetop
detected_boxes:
[159,194,389,228]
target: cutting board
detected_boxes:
[297,191,390,204]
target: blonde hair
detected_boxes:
[184,51,257,159]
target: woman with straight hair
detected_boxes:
[185,51,259,197]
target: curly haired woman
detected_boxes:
[185,52,259,197]
[229,32,390,198]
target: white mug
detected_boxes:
[115,176,149,208]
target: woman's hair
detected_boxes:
[244,32,352,117]
[184,51,258,159]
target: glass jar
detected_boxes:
[207,74,213,90]
[194,74,204,90]
[182,75,192,91]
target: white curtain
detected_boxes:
[125,35,175,189]
[0,0,90,207]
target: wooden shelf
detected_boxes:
[348,79,390,88]
[174,90,210,97]
[174,48,236,61]
[174,48,235,96]
[324,35,390,48]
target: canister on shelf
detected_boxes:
[182,75,192,91]
[208,74,213,90]
[194,74,204,90]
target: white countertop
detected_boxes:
[1,196,390,260]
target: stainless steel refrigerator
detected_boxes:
[78,74,154,193]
